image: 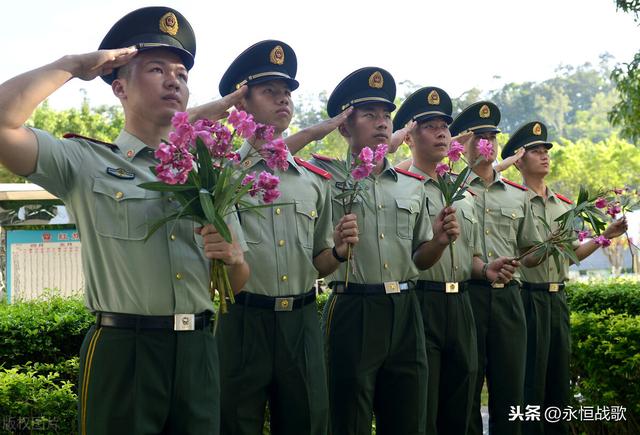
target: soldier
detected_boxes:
[0,7,250,435]
[215,40,358,435]
[304,67,461,435]
[393,87,519,435]
[449,101,543,435]
[501,121,627,435]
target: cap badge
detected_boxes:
[270,45,285,65]
[368,71,384,89]
[479,104,491,118]
[533,123,542,136]
[427,90,440,105]
[159,12,179,36]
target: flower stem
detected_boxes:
[344,243,352,289]
[449,241,455,282]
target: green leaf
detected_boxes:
[195,139,214,190]
[199,189,232,243]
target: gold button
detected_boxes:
[176,273,183,280]
[310,210,316,217]
[511,213,516,219]
[278,240,285,246]
[115,191,124,200]
[485,229,490,235]
[126,150,134,158]
[280,299,289,308]
[455,266,459,270]
[170,234,176,241]
[275,208,281,215]
[384,263,389,269]
[375,180,379,185]
[380,233,385,239]
[281,275,288,282]
[486,208,491,213]
[452,241,456,245]
[488,252,493,257]
[378,204,383,210]
[242,159,252,168]
[485,188,489,193]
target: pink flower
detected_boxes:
[171,111,190,129]
[352,163,374,181]
[607,203,621,218]
[154,143,194,185]
[262,138,290,171]
[594,235,611,247]
[595,197,608,209]
[228,110,257,139]
[577,230,592,242]
[358,147,374,164]
[614,188,624,195]
[436,163,450,177]
[255,124,275,141]
[476,138,494,160]
[374,143,388,163]
[447,141,465,162]
[256,171,281,203]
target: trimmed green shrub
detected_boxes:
[566,279,640,315]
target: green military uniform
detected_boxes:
[25,8,244,435]
[394,86,480,435]
[314,67,433,435]
[450,102,542,435]
[503,122,574,435]
[216,41,334,435]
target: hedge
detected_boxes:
[566,279,640,315]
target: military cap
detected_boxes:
[327,67,396,118]
[449,101,501,137]
[218,40,299,97]
[99,6,196,84]
[393,86,453,132]
[501,121,553,159]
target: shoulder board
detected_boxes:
[395,167,425,181]
[465,188,476,197]
[63,133,118,151]
[294,157,332,180]
[502,178,528,191]
[555,193,573,204]
[310,153,335,162]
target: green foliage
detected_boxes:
[566,279,640,315]
[570,310,640,433]
[0,294,93,367]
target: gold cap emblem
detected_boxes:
[532,123,542,136]
[159,12,179,36]
[270,45,285,65]
[368,71,384,89]
[479,104,491,119]
[427,90,440,105]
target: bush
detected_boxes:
[570,310,640,434]
[0,294,93,368]
[566,279,640,315]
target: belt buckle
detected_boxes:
[549,283,560,293]
[384,281,401,294]
[275,297,294,312]
[174,314,195,331]
[491,282,505,289]
[445,282,459,293]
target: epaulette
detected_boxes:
[63,133,119,151]
[502,178,528,191]
[395,167,425,181]
[555,193,573,204]
[310,153,336,162]
[294,157,332,180]
[465,188,476,197]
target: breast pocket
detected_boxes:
[93,178,157,240]
[295,200,317,249]
[396,198,420,239]
[461,208,477,244]
[500,207,523,241]
[239,208,264,245]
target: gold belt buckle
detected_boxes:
[384,281,401,294]
[275,297,294,312]
[174,314,195,331]
[549,283,560,293]
[491,282,505,289]
[445,282,459,293]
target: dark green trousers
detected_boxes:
[217,300,328,435]
[77,323,219,435]
[468,282,527,435]
[416,289,478,435]
[323,291,428,435]
[522,288,570,435]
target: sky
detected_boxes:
[1,0,639,110]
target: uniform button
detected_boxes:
[486,208,491,213]
[115,191,124,200]
[485,188,489,193]
[126,150,134,158]
[452,241,456,245]
[511,213,516,219]
[488,252,493,257]
[378,204,384,210]
[242,159,252,168]
[485,229,490,235]
[278,240,285,247]
[175,273,183,280]
[275,208,281,215]
[170,234,176,241]
[455,266,459,270]
[380,233,385,239]
[281,275,288,282]
[375,180,379,185]
[384,263,389,269]
[310,210,316,217]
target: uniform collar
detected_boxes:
[380,158,399,181]
[525,183,557,202]
[468,168,505,189]
[114,130,154,160]
[409,164,437,184]
[238,140,300,173]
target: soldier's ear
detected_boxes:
[338,123,351,138]
[112,79,126,100]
